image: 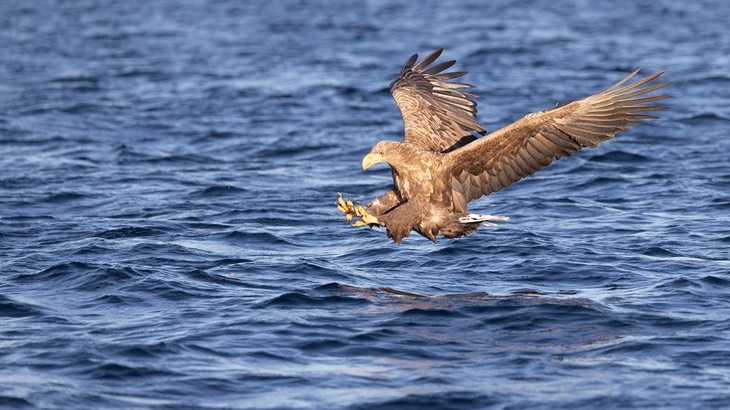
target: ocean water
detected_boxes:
[1,0,729,408]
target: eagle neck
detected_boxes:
[388,143,430,173]
[389,143,437,200]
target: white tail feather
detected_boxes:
[458,213,510,224]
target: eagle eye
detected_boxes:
[379,151,384,155]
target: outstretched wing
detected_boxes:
[443,69,670,212]
[391,48,486,153]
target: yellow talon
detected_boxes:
[352,205,380,226]
[361,212,379,225]
[337,193,359,221]
[336,193,344,208]
[338,194,379,226]
[337,192,347,208]
[337,194,356,212]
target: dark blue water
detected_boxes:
[1,1,729,408]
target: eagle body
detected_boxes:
[367,141,476,243]
[340,49,669,244]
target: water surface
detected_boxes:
[1,1,729,408]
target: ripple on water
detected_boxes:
[94,226,166,239]
[0,295,44,318]
[255,291,371,309]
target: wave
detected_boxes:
[0,396,33,409]
[88,362,181,380]
[0,294,44,318]
[40,192,89,203]
[222,230,293,246]
[13,263,141,293]
[255,291,370,309]
[677,112,730,124]
[349,391,497,410]
[189,185,247,198]
[589,150,652,163]
[94,226,165,239]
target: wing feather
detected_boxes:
[411,49,444,71]
[390,49,486,152]
[432,71,467,80]
[443,70,669,212]
[422,60,456,75]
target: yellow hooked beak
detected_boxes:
[361,153,382,170]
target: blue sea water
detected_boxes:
[1,0,729,408]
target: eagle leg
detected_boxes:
[336,193,358,221]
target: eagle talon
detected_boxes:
[354,206,380,226]
[337,193,358,221]
[355,206,365,216]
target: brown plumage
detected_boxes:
[342,48,670,244]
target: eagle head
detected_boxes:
[362,141,402,170]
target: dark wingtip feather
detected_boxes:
[413,48,445,71]
[422,60,456,75]
[432,71,468,81]
[402,53,418,71]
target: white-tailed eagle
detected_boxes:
[338,49,669,243]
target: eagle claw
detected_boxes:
[337,193,358,221]
[353,206,380,226]
[338,193,380,227]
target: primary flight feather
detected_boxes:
[338,48,669,244]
